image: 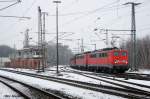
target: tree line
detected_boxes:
[1,35,150,69]
[0,45,15,57]
[47,42,73,65]
[0,43,74,65]
[120,35,150,69]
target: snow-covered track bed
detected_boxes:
[0,74,63,99]
[119,72,150,80]
[0,76,29,99]
[62,67,150,81]
[69,70,150,98]
[63,70,150,96]
[61,68,150,88]
[1,69,150,99]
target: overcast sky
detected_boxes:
[0,0,150,53]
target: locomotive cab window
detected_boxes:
[122,52,127,56]
[102,53,105,57]
[104,53,108,57]
[90,54,97,58]
[99,53,102,57]
[99,53,108,58]
[114,52,119,56]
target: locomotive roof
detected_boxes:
[100,47,118,51]
[75,51,91,56]
[75,47,120,56]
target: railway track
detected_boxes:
[68,69,150,88]
[66,68,150,88]
[67,69,150,94]
[117,72,150,80]
[0,69,150,99]
[0,72,64,99]
[61,66,150,81]
[0,77,29,99]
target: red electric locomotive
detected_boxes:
[70,47,129,73]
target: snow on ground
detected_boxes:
[111,76,150,91]
[6,67,120,88]
[126,69,150,74]
[1,65,150,99]
[4,66,150,90]
[0,70,125,99]
[85,74,150,92]
[63,66,150,92]
[0,82,24,99]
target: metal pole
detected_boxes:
[106,29,108,47]
[124,2,141,71]
[53,1,61,74]
[94,44,96,50]
[131,3,135,71]
[38,6,43,72]
[81,38,84,53]
[77,39,80,54]
[42,12,46,72]
[91,44,96,50]
[56,3,59,74]
[42,12,48,72]
[24,29,29,48]
[38,6,41,72]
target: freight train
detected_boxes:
[70,47,129,73]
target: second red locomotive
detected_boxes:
[70,47,129,73]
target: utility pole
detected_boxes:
[41,12,48,72]
[77,39,80,54]
[91,44,96,50]
[53,1,61,74]
[105,29,108,47]
[81,38,84,53]
[124,2,141,71]
[24,29,29,48]
[38,6,42,72]
[95,28,132,48]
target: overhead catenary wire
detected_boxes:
[0,0,37,45]
[0,0,20,11]
[51,3,129,32]
[22,0,37,17]
[104,1,149,30]
[49,2,126,16]
[58,0,147,34]
[51,1,130,48]
[57,0,149,51]
[0,15,30,19]
[60,0,148,35]
[0,0,16,2]
[61,0,79,10]
[138,27,150,31]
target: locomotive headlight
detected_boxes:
[122,60,126,63]
[114,60,119,63]
[122,60,128,64]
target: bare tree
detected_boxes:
[120,35,150,69]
